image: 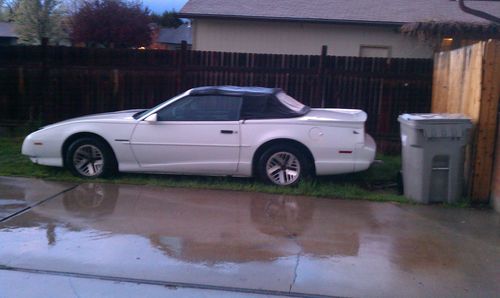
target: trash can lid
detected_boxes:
[399,113,472,125]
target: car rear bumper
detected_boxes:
[353,133,376,172]
[315,133,376,175]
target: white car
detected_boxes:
[22,86,376,186]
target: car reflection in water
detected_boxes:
[24,181,362,263]
[62,183,118,218]
[250,194,314,239]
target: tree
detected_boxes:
[151,9,183,28]
[13,0,66,45]
[71,0,151,48]
[0,0,6,21]
[0,0,20,22]
[63,0,84,15]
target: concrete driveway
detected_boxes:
[0,176,499,297]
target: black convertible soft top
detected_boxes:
[190,86,280,96]
[190,86,310,119]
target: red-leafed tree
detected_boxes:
[71,0,151,48]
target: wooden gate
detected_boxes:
[432,39,500,203]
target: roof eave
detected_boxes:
[177,13,404,27]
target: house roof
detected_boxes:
[157,23,192,45]
[0,22,17,38]
[179,0,500,25]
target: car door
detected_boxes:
[130,95,242,174]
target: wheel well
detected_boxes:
[252,139,316,176]
[61,132,117,168]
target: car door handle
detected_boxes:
[220,130,235,134]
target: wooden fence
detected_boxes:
[432,40,500,203]
[0,44,433,151]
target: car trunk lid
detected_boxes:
[303,108,367,123]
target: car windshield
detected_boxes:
[133,92,187,120]
[275,92,306,112]
[132,110,149,119]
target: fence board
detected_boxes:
[472,41,500,201]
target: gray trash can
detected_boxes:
[398,114,472,204]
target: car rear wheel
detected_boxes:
[258,145,310,186]
[66,138,116,178]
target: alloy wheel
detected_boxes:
[266,151,301,185]
[72,144,104,177]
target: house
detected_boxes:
[150,23,192,50]
[179,0,500,58]
[0,22,17,46]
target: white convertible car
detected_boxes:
[22,86,376,186]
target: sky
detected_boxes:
[142,0,189,13]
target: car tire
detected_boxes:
[66,137,116,178]
[258,145,311,186]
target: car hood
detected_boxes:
[66,109,144,121]
[41,109,144,129]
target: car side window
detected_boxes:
[241,95,268,119]
[156,95,242,121]
[241,95,283,119]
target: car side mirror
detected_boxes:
[144,113,158,123]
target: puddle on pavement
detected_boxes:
[0,179,499,296]
[0,177,76,220]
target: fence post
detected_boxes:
[112,69,122,110]
[38,37,49,124]
[177,40,188,92]
[317,45,327,107]
[18,66,26,121]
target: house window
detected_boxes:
[440,37,455,51]
[359,45,392,58]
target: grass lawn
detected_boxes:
[0,136,407,203]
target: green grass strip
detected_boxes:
[1,136,407,203]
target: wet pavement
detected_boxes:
[0,176,499,297]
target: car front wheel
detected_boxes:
[258,146,309,186]
[66,138,116,178]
